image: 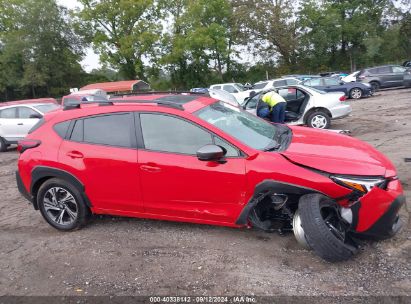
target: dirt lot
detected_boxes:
[0,88,410,297]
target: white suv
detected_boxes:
[0,103,60,151]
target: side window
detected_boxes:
[223,85,238,93]
[214,136,239,157]
[140,113,213,155]
[18,107,39,119]
[307,78,321,86]
[70,120,83,142]
[0,107,17,118]
[54,121,71,138]
[273,80,287,87]
[392,66,406,73]
[377,66,391,74]
[368,68,378,74]
[82,114,133,148]
[324,78,339,86]
[213,85,221,90]
[286,79,298,85]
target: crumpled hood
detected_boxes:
[281,126,396,177]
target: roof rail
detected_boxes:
[112,91,206,97]
[63,100,184,111]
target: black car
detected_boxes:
[302,77,373,99]
[357,64,411,90]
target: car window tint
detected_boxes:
[223,85,238,93]
[214,136,239,157]
[213,86,221,90]
[392,66,406,73]
[324,78,339,86]
[140,114,212,155]
[54,121,71,138]
[83,114,132,148]
[377,66,391,74]
[70,120,83,142]
[0,107,17,118]
[273,80,287,87]
[18,107,38,118]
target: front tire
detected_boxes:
[298,194,358,262]
[306,111,331,129]
[37,178,89,231]
[349,88,363,99]
[370,81,380,91]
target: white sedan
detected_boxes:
[242,85,352,129]
[0,103,60,151]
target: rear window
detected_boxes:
[34,104,60,113]
[28,118,45,134]
[53,120,70,138]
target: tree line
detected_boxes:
[0,0,410,101]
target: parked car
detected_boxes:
[342,71,360,83]
[0,103,60,151]
[190,88,209,94]
[252,77,301,92]
[357,64,411,90]
[62,89,108,106]
[243,85,351,129]
[16,92,404,262]
[302,77,373,99]
[283,74,321,82]
[209,83,253,103]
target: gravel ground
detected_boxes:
[0,88,410,297]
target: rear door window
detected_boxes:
[0,107,17,118]
[273,80,287,87]
[324,78,340,86]
[223,85,238,93]
[376,66,392,74]
[18,107,39,118]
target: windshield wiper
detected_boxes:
[264,142,281,151]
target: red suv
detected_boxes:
[16,93,405,262]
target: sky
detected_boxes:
[57,0,101,72]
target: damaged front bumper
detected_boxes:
[350,179,405,239]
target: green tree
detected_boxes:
[77,0,161,80]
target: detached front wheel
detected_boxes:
[298,194,358,262]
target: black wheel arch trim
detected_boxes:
[30,166,93,209]
[235,179,326,225]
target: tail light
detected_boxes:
[339,95,347,101]
[17,139,41,153]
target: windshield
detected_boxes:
[34,104,60,113]
[195,101,279,150]
[234,83,245,92]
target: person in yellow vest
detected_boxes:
[261,91,287,123]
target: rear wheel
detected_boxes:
[349,88,363,99]
[370,81,380,91]
[298,193,358,262]
[0,137,7,152]
[37,178,89,231]
[306,111,331,129]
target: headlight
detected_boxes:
[331,176,385,193]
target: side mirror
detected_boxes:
[197,144,226,162]
[29,113,43,119]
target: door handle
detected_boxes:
[17,123,23,125]
[140,164,161,173]
[66,151,84,159]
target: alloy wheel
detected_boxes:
[320,205,349,242]
[311,115,327,129]
[43,187,78,226]
[351,88,362,99]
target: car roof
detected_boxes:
[363,64,400,70]
[0,103,53,109]
[47,93,219,122]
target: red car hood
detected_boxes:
[281,126,395,177]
